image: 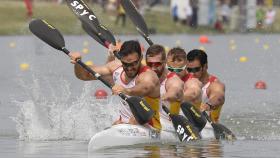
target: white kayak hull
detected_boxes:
[88,121,214,151]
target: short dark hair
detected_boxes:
[145,44,166,61]
[118,40,142,58]
[167,47,186,61]
[187,49,208,66]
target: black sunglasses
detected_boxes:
[121,60,140,67]
[167,66,186,73]
[186,67,201,73]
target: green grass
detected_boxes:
[1,1,280,35]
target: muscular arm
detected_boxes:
[183,78,202,104]
[164,75,184,102]
[74,60,121,81]
[125,70,160,97]
[207,81,225,109]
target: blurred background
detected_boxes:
[1,0,280,35]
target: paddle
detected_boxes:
[29,19,154,125]
[181,102,236,140]
[65,0,101,34]
[202,111,236,140]
[66,0,121,59]
[120,0,154,46]
[162,105,201,142]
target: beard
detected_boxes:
[123,66,141,79]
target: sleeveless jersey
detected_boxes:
[160,72,181,120]
[200,75,223,122]
[112,66,161,130]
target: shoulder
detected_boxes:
[209,79,225,92]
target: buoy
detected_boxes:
[239,56,248,62]
[94,89,108,99]
[82,48,89,54]
[199,35,210,44]
[175,40,181,46]
[83,41,89,47]
[230,45,236,50]
[255,80,267,89]
[255,38,260,44]
[85,60,93,66]
[263,44,269,50]
[20,63,29,71]
[9,42,16,48]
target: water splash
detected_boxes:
[13,75,120,141]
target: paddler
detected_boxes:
[144,45,204,131]
[186,49,225,123]
[69,40,162,131]
[166,47,207,131]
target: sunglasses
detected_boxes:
[186,66,201,73]
[121,59,140,67]
[167,65,186,73]
[146,62,163,67]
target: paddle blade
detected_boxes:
[29,19,65,50]
[125,96,154,125]
[212,123,236,140]
[82,22,108,48]
[162,105,201,141]
[65,0,101,34]
[181,102,206,132]
[121,0,149,35]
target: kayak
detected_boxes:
[88,119,214,151]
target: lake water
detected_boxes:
[1,34,280,157]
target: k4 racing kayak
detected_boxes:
[88,119,214,151]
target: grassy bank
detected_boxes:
[1,1,280,35]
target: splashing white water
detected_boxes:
[13,76,120,141]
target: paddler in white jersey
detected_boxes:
[144,45,203,131]
[69,40,162,131]
[166,47,207,131]
[186,49,225,123]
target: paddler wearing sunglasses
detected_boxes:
[69,40,162,131]
[144,45,184,127]
[166,47,207,131]
[186,49,225,123]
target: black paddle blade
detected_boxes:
[82,22,108,48]
[125,96,154,125]
[212,123,236,140]
[120,0,149,35]
[83,23,116,48]
[162,105,201,142]
[181,102,207,132]
[29,19,65,51]
[65,0,101,34]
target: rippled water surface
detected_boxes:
[1,34,280,157]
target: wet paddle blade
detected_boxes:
[162,105,201,141]
[125,96,154,125]
[212,123,236,140]
[202,111,236,141]
[29,19,65,50]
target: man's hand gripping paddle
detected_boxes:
[29,19,154,125]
